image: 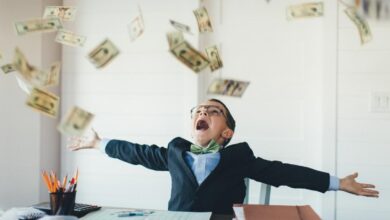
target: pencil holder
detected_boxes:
[50,191,76,215]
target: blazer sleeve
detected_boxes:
[105,139,168,171]
[246,156,330,193]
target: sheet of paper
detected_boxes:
[81,208,148,220]
[146,210,212,220]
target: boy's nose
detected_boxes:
[199,110,208,116]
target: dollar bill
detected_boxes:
[208,79,250,97]
[166,31,184,49]
[170,41,210,73]
[205,45,223,72]
[58,106,94,136]
[345,7,372,44]
[14,18,63,35]
[35,62,61,87]
[128,5,145,42]
[55,29,86,47]
[128,16,144,41]
[88,39,120,68]
[1,64,16,74]
[286,2,324,20]
[13,47,38,82]
[26,87,59,118]
[194,7,213,33]
[169,20,192,35]
[43,6,77,21]
[15,75,32,95]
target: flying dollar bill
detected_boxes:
[43,6,77,21]
[193,7,213,33]
[14,18,63,35]
[205,45,223,72]
[171,41,210,73]
[1,64,16,74]
[88,39,120,68]
[15,75,32,95]
[13,47,38,82]
[166,31,184,49]
[56,29,86,47]
[208,78,250,97]
[58,106,94,136]
[345,7,372,44]
[286,2,324,20]
[169,20,193,35]
[26,87,59,118]
[128,5,144,42]
[45,62,61,87]
[34,62,61,88]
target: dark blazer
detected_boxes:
[105,137,330,215]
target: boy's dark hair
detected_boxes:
[208,98,236,146]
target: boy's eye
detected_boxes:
[210,110,219,115]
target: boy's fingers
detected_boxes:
[361,183,375,188]
[361,188,379,195]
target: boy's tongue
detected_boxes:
[196,119,209,131]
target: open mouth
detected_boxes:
[196,119,209,131]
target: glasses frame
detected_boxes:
[190,105,227,119]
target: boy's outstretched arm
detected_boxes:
[339,172,379,197]
[67,128,168,171]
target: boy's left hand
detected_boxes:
[340,172,379,197]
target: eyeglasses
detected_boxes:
[190,105,227,118]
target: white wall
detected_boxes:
[60,0,199,210]
[0,0,61,210]
[336,4,390,220]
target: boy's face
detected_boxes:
[191,100,234,147]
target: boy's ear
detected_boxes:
[222,128,234,139]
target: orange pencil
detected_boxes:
[75,169,79,183]
[62,175,68,190]
[42,172,51,192]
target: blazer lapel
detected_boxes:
[198,147,232,189]
[176,143,199,188]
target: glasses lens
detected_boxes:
[207,106,222,116]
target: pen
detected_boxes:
[117,211,145,217]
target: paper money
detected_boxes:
[13,47,38,82]
[88,39,120,68]
[37,62,60,87]
[166,31,184,49]
[26,87,59,118]
[169,20,192,35]
[55,29,86,47]
[14,18,63,35]
[15,75,32,95]
[170,41,210,73]
[345,7,372,44]
[128,5,144,42]
[205,45,223,72]
[58,106,94,136]
[1,64,16,74]
[43,6,77,21]
[286,2,324,20]
[208,79,250,97]
[193,7,213,33]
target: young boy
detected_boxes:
[69,99,379,215]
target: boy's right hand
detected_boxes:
[67,128,101,151]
